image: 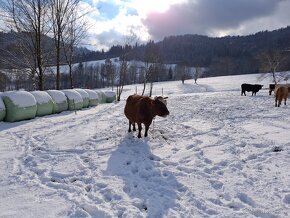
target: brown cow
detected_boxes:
[124,95,169,138]
[275,86,288,107]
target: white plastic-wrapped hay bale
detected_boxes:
[94,90,106,104]
[103,90,116,103]
[74,89,89,108]
[31,91,54,117]
[1,91,37,122]
[0,95,6,121]
[46,90,68,113]
[61,89,83,111]
[84,89,99,106]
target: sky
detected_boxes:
[80,0,290,51]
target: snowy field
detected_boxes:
[0,74,290,218]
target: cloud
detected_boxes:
[142,0,287,40]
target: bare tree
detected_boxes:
[175,61,191,84]
[141,40,161,96]
[0,71,9,91]
[257,50,287,84]
[49,0,86,90]
[193,67,203,84]
[105,58,115,90]
[61,7,87,89]
[115,30,139,101]
[115,60,127,101]
[2,0,51,90]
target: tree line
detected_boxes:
[81,26,290,82]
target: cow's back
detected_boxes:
[124,95,143,122]
[275,86,288,99]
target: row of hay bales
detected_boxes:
[0,89,116,122]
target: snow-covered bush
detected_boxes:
[74,89,90,108]
[0,95,6,121]
[61,90,83,111]
[1,91,37,122]
[84,89,99,106]
[30,91,54,117]
[103,91,116,103]
[46,90,68,113]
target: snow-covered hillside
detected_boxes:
[0,74,289,218]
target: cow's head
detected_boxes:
[153,96,169,117]
[154,96,168,105]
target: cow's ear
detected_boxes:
[163,96,168,99]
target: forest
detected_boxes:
[1,25,290,92]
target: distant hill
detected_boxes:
[1,26,290,77]
[120,26,290,77]
[81,26,290,77]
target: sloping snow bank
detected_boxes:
[1,91,37,122]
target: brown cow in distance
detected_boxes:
[124,95,169,138]
[275,86,288,107]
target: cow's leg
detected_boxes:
[137,123,142,138]
[128,121,132,132]
[144,121,153,137]
[144,124,149,137]
[133,123,136,131]
[275,98,278,107]
[284,98,287,105]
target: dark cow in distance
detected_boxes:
[269,84,276,95]
[124,94,169,138]
[241,83,263,96]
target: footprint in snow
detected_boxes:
[210,180,224,190]
[236,192,256,207]
[283,194,290,204]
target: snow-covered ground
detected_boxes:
[0,74,290,218]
